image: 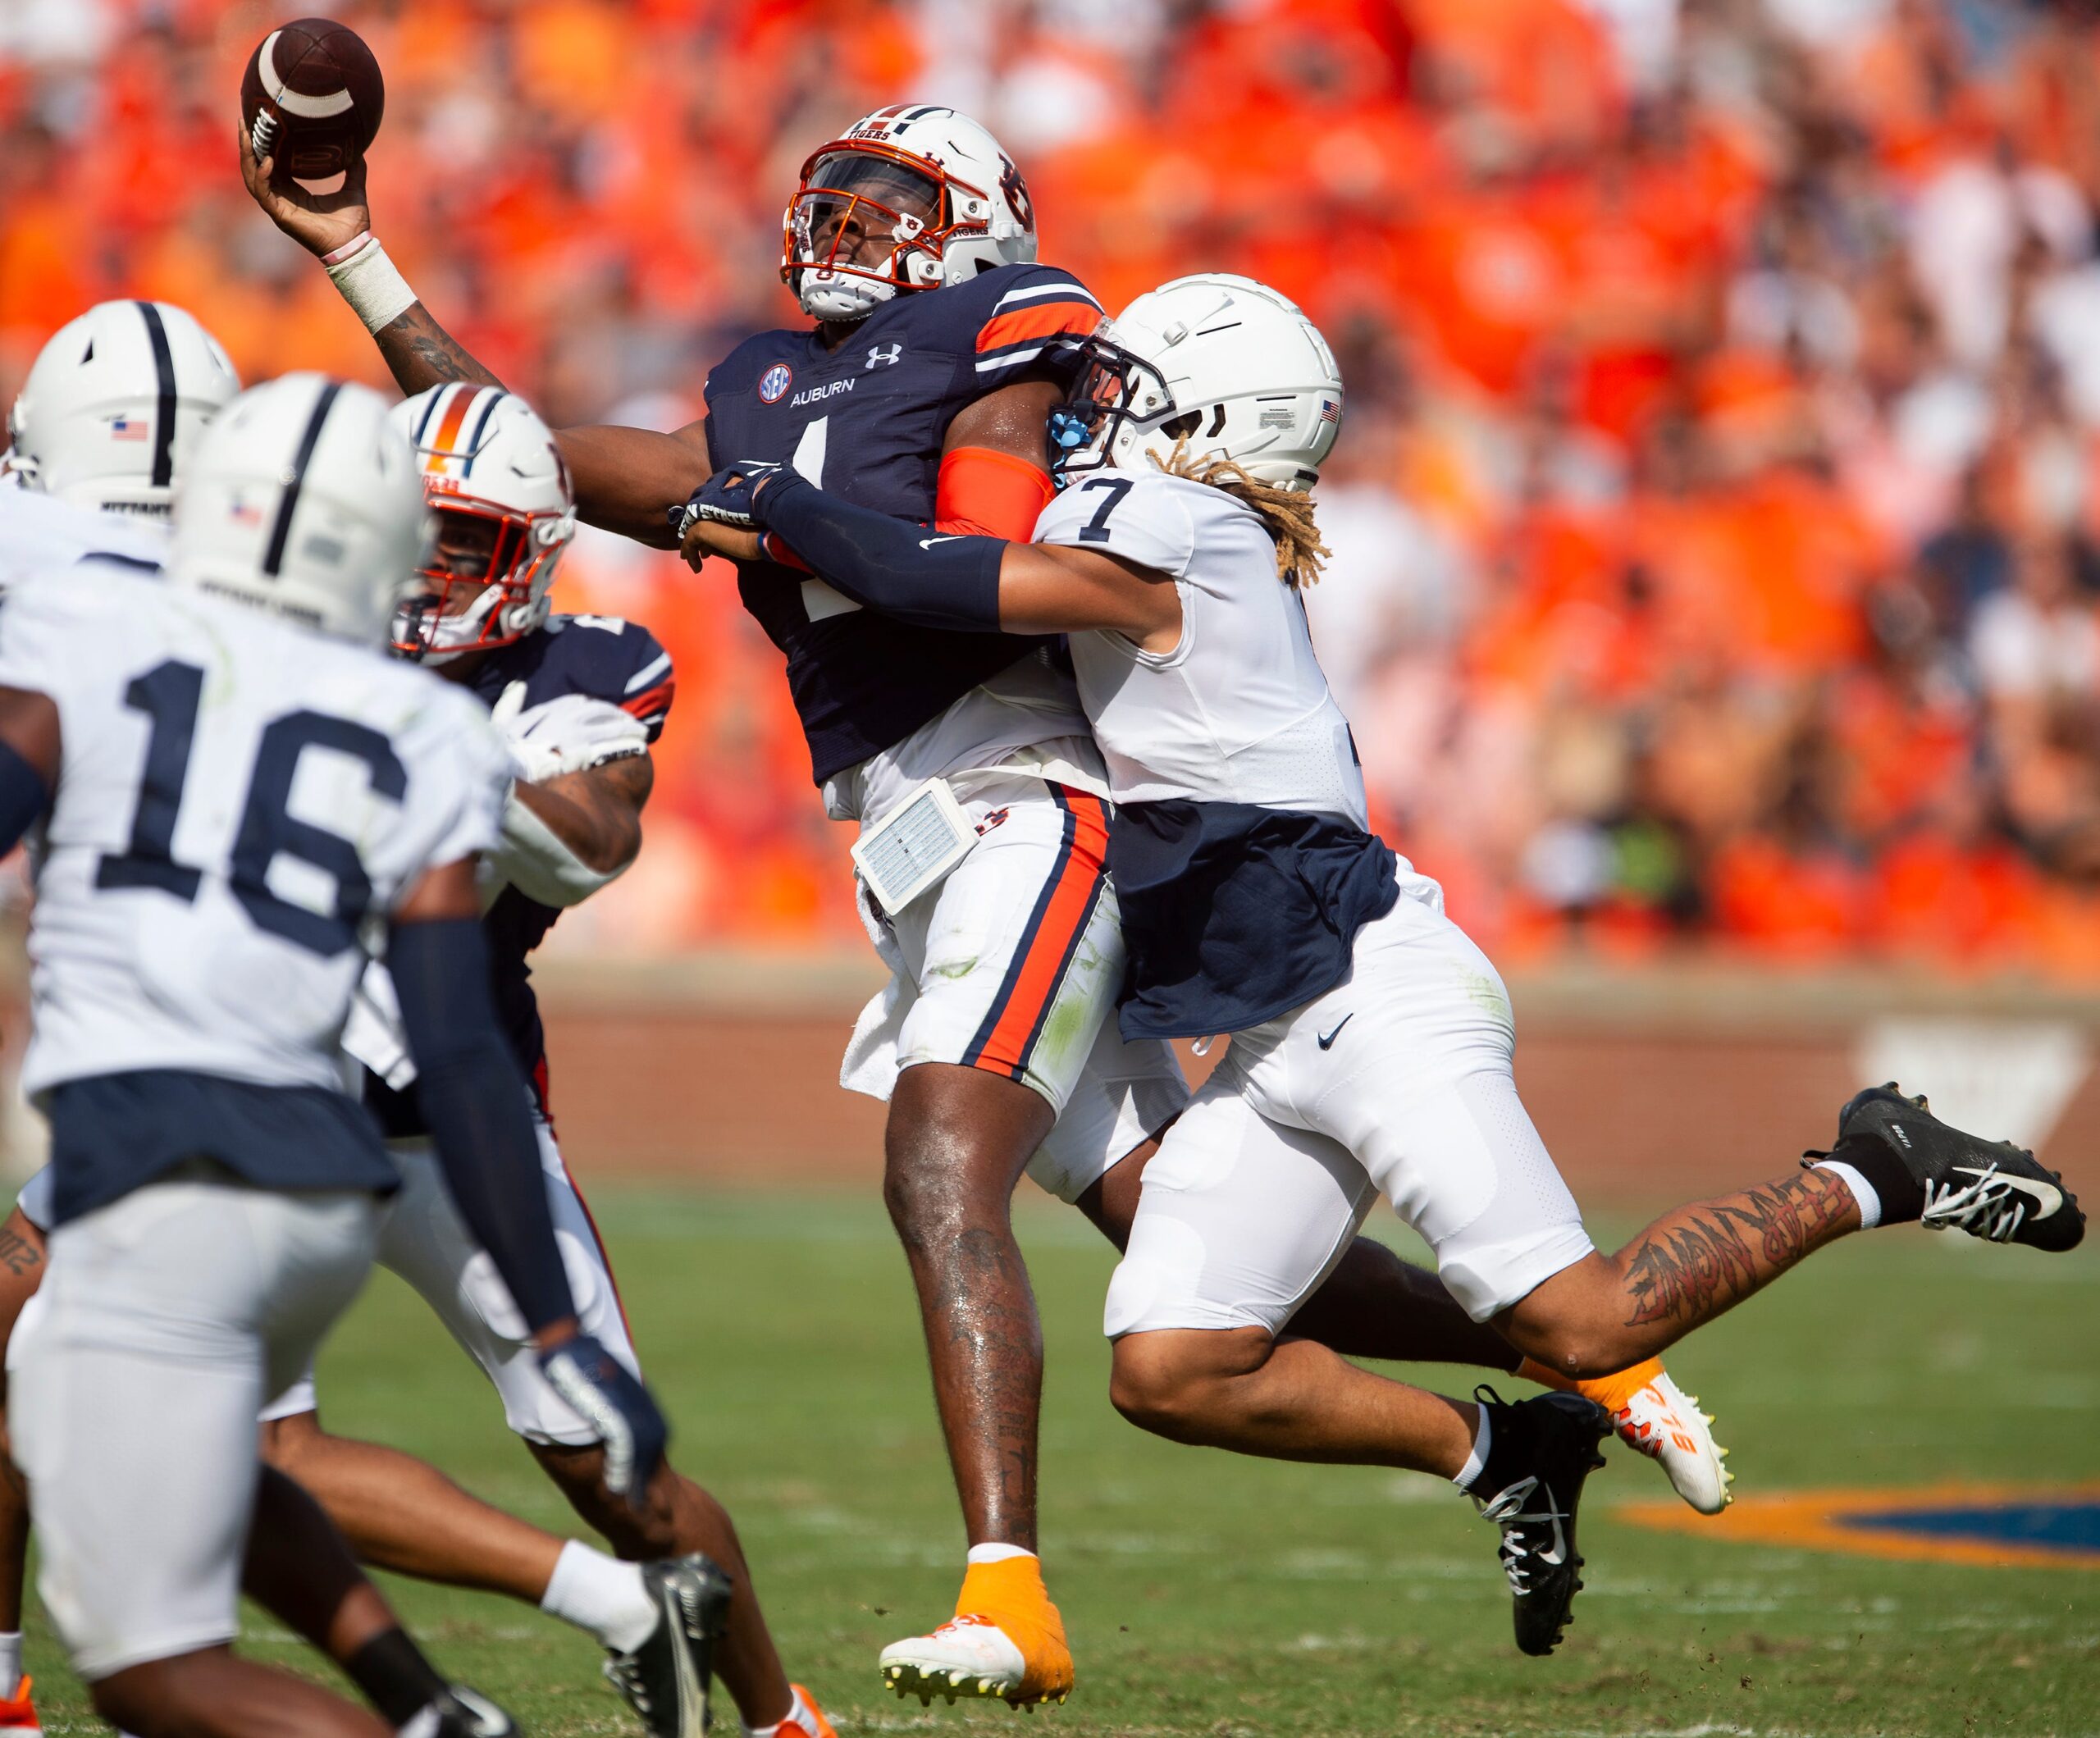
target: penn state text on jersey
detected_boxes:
[705,262,1101,785]
[368,612,673,1137]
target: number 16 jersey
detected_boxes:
[0,568,508,1100]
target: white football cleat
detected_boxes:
[1609,1370,1732,1514]
[880,1613,1070,1708]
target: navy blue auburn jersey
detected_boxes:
[704,262,1102,786]
[369,613,673,1135]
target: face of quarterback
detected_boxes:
[428,508,504,599]
[795,151,943,275]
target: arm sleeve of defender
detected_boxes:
[388,915,577,1334]
[756,472,1010,632]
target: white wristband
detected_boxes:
[323,232,418,334]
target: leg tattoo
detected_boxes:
[1621,1168,1856,1330]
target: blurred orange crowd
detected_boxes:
[10,0,2100,973]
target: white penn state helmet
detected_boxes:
[782,103,1039,323]
[170,373,429,645]
[386,384,576,660]
[1054,275,1344,494]
[4,299,240,513]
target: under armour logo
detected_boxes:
[866,343,902,369]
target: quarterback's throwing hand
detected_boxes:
[236,119,372,258]
[536,1334,669,1508]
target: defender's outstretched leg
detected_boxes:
[1495,1087,2084,1378]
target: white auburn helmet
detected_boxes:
[170,373,429,645]
[1052,275,1344,494]
[4,299,239,513]
[386,384,576,662]
[782,103,1038,323]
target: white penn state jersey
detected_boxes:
[1034,472,1367,822]
[0,484,168,591]
[0,570,509,1098]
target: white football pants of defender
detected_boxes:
[11,1170,380,1680]
[842,770,1189,1202]
[1104,873,1598,1339]
[262,1116,639,1443]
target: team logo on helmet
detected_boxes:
[758,363,794,404]
[1000,157,1034,232]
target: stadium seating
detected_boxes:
[9,0,2100,969]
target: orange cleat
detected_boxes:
[781,1683,836,1738]
[879,1556,1074,1708]
[0,1675,39,1736]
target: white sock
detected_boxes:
[540,1539,659,1654]
[745,1683,818,1738]
[1452,1402,1491,1490]
[966,1543,1036,1566]
[0,1631,19,1691]
[1812,1159,1883,1229]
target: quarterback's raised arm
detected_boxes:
[681,463,1184,649]
[240,125,710,548]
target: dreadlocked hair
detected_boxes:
[1155,436,1330,588]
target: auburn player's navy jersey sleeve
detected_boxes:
[462,615,676,742]
[942,262,1105,395]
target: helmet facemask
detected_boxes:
[1048,333,1178,485]
[783,145,976,322]
[394,493,566,664]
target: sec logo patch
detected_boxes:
[758,363,794,404]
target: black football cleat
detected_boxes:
[603,1553,735,1737]
[1814,1085,2084,1252]
[429,1685,519,1737]
[1469,1387,1613,1658]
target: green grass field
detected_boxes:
[21,1188,2100,1736]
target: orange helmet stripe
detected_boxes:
[422,385,480,477]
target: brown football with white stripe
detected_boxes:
[240,18,384,183]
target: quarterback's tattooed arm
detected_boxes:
[375,304,503,395]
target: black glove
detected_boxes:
[674,459,792,538]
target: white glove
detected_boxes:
[493,692,650,786]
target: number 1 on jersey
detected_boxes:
[95,659,203,899]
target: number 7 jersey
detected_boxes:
[0,568,509,1099]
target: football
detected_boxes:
[240,17,384,183]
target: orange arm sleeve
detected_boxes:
[934,445,1056,541]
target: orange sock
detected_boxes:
[1518,1354,1666,1413]
[956,1553,1061,1634]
